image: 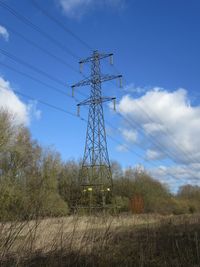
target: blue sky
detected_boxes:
[0,0,200,191]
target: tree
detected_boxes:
[176,184,200,214]
[113,167,173,214]
[0,109,69,220]
[111,161,123,179]
[0,109,14,152]
[58,160,81,210]
[178,184,200,200]
[131,170,172,213]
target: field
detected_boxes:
[1,214,200,267]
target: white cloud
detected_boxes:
[118,87,200,165]
[27,100,42,121]
[116,86,200,188]
[0,25,9,41]
[146,149,165,161]
[58,0,125,18]
[121,128,137,143]
[149,163,200,192]
[124,83,149,94]
[116,144,129,152]
[0,77,41,125]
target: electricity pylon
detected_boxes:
[72,50,122,210]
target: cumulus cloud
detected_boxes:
[0,25,9,41]
[118,87,200,165]
[58,0,125,18]
[0,77,41,125]
[121,128,137,143]
[149,163,200,192]
[124,83,149,94]
[116,86,200,188]
[27,100,42,121]
[146,149,165,161]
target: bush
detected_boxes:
[41,193,69,217]
[112,196,130,213]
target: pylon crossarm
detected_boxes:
[94,52,113,61]
[79,52,113,64]
[100,97,116,103]
[100,74,122,84]
[72,74,122,88]
[78,97,116,106]
[72,77,92,88]
[77,98,91,106]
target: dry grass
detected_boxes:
[1,213,200,266]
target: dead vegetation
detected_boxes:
[0,214,200,266]
[1,110,200,266]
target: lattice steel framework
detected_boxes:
[72,50,122,208]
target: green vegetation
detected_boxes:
[1,109,200,220]
[1,109,200,266]
[0,109,69,220]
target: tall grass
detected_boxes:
[0,214,200,266]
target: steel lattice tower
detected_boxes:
[72,51,122,208]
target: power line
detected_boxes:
[103,60,196,164]
[94,53,196,166]
[0,83,144,165]
[115,112,182,163]
[0,0,92,80]
[0,0,80,60]
[0,61,72,98]
[105,117,184,170]
[25,0,195,165]
[0,85,183,183]
[30,0,93,52]
[30,0,195,164]
[0,48,88,99]
[0,1,92,81]
[0,24,80,73]
[105,122,147,161]
[101,86,188,163]
[107,134,157,169]
[0,48,189,166]
[136,96,196,163]
[0,1,195,170]
[0,84,84,120]
[0,58,185,167]
[0,48,66,86]
[72,51,183,191]
[105,127,187,184]
[0,55,178,164]
[0,47,191,167]
[116,81,196,164]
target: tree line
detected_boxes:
[0,109,199,220]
